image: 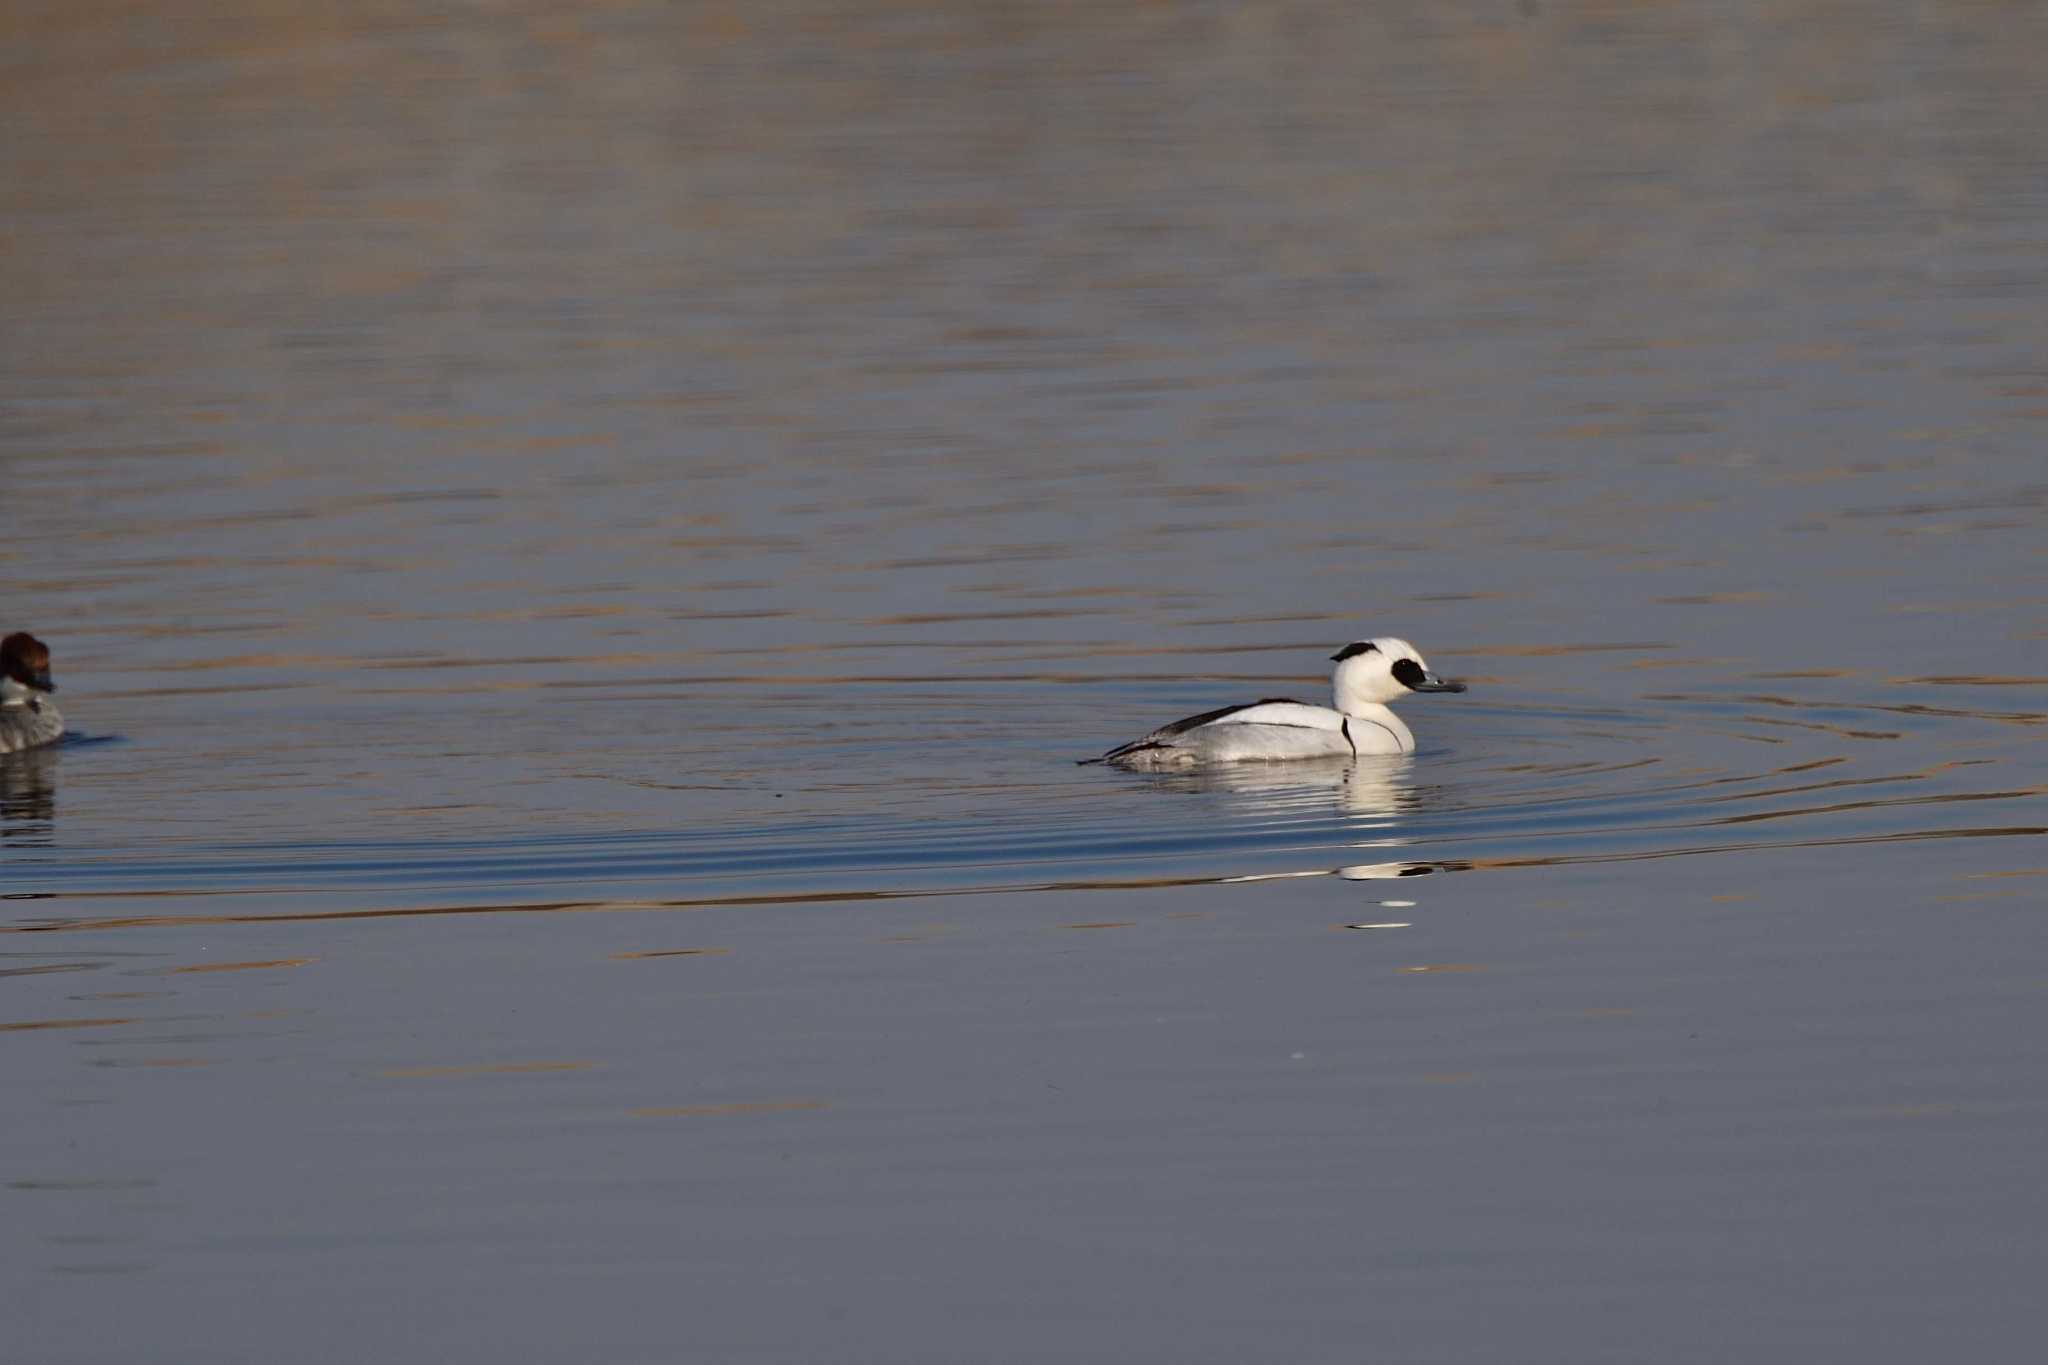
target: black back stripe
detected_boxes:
[1341,718,1356,756]
[1144,697,1305,741]
[1146,703,1249,738]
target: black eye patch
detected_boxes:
[1329,641,1379,662]
[1391,658,1426,689]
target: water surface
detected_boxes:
[5,3,2046,1361]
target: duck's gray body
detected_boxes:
[1087,636,1462,769]
[0,699,62,755]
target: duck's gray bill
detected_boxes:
[1412,674,1465,693]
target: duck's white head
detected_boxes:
[0,632,55,708]
[1329,636,1465,712]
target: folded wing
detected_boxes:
[1091,697,1319,763]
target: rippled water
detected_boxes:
[8,677,2042,919]
[6,3,2047,1361]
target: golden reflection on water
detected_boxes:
[0,1017,137,1033]
[0,963,100,980]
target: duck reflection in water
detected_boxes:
[1146,753,1423,818]
[0,747,57,845]
[1123,755,1468,883]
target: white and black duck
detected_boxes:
[1085,636,1464,768]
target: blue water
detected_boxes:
[5,3,2048,1362]
[7,680,2040,918]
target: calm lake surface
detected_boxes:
[5,3,2046,1361]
